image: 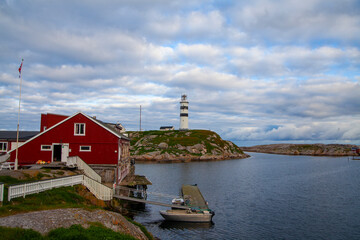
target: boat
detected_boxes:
[351,147,360,160]
[171,197,184,205]
[160,209,214,222]
[160,184,215,222]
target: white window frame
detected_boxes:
[74,123,86,136]
[41,145,52,151]
[0,142,8,152]
[80,145,91,152]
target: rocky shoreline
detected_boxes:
[241,143,358,156]
[132,152,249,163]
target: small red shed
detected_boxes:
[8,112,131,183]
[0,131,39,154]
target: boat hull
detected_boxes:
[160,210,213,222]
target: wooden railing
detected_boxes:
[83,175,113,201]
[8,175,83,201]
[118,166,130,183]
[0,182,4,203]
[67,156,102,183]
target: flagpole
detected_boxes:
[15,59,23,170]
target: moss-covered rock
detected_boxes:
[129,130,249,162]
[241,143,358,156]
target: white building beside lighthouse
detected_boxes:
[180,94,189,130]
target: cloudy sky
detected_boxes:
[0,0,359,146]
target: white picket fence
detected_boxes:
[7,174,114,201]
[0,183,4,203]
[67,156,102,183]
[8,175,84,201]
[6,156,115,201]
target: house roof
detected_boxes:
[0,131,39,141]
[160,126,174,129]
[89,117,129,140]
[8,112,129,153]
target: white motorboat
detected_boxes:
[160,209,214,222]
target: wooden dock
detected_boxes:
[113,195,190,210]
[113,185,210,211]
[182,184,208,209]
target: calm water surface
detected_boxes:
[128,153,360,239]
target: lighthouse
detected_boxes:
[180,94,189,130]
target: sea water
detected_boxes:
[126,152,360,240]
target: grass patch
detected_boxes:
[125,217,154,240]
[55,171,65,175]
[0,224,137,240]
[0,226,43,240]
[47,224,137,240]
[0,176,24,185]
[35,172,51,180]
[0,184,95,217]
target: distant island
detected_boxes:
[240,143,358,156]
[129,130,249,162]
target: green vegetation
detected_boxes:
[0,176,153,240]
[0,224,137,240]
[0,176,94,217]
[0,226,43,240]
[0,175,24,185]
[48,224,137,240]
[34,172,52,180]
[55,171,65,175]
[125,217,154,240]
[290,144,322,151]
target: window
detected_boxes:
[0,142,7,152]
[41,145,52,151]
[74,123,85,136]
[80,146,91,152]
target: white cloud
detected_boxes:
[176,43,224,67]
[231,0,360,43]
[0,0,359,145]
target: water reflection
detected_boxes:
[159,221,214,230]
[130,153,360,239]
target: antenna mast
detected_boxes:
[15,59,24,170]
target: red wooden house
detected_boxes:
[7,112,131,183]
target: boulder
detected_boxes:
[158,142,168,149]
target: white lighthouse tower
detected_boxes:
[180,94,189,130]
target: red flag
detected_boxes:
[18,59,23,78]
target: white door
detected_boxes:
[61,144,69,162]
